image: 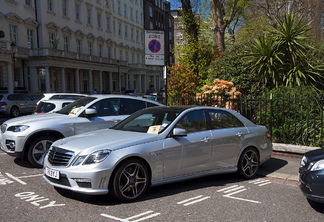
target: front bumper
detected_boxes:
[299,169,324,204]
[43,165,113,195]
[0,132,25,157]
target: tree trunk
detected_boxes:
[210,0,226,51]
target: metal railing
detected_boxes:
[168,93,324,147]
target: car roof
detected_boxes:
[88,94,163,105]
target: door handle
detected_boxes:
[235,132,242,137]
[201,137,209,142]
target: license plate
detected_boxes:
[45,167,60,180]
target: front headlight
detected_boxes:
[310,159,324,171]
[84,149,111,164]
[73,150,111,166]
[7,125,30,132]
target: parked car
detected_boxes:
[124,89,143,96]
[299,148,324,204]
[43,106,273,202]
[34,99,77,114]
[0,93,38,117]
[37,93,87,104]
[0,95,163,167]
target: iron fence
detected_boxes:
[168,93,324,147]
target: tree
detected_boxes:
[245,13,323,89]
[209,0,252,51]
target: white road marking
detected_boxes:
[177,195,210,206]
[217,185,261,204]
[101,211,161,222]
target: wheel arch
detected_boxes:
[109,156,152,186]
[238,146,260,164]
[23,130,65,159]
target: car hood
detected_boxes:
[52,129,159,154]
[304,148,324,162]
[3,113,72,126]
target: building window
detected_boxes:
[131,28,134,40]
[106,16,110,31]
[120,50,123,61]
[169,18,171,27]
[49,33,56,49]
[64,36,70,51]
[117,1,121,14]
[135,10,138,22]
[25,0,32,6]
[9,25,17,45]
[149,7,152,17]
[108,46,111,58]
[126,51,129,62]
[99,44,103,57]
[77,39,82,53]
[150,22,153,29]
[62,0,68,16]
[124,4,127,17]
[118,23,122,36]
[27,29,34,49]
[136,30,139,42]
[130,8,133,20]
[88,42,93,55]
[75,4,80,20]
[97,12,102,28]
[87,8,92,25]
[125,25,128,38]
[47,0,54,11]
[113,20,116,35]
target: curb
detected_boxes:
[273,143,321,154]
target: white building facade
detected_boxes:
[0,0,164,94]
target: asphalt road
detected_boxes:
[1,149,323,222]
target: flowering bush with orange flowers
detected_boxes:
[196,79,241,110]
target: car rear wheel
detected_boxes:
[10,106,20,117]
[238,148,259,179]
[27,136,55,168]
[109,159,149,202]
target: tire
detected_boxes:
[27,136,55,168]
[109,159,149,202]
[10,106,20,117]
[237,148,259,179]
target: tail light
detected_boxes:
[0,102,7,106]
[265,131,272,140]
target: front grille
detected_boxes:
[1,124,7,133]
[48,146,74,166]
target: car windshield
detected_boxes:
[112,107,183,134]
[56,97,96,115]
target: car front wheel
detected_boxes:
[27,136,55,168]
[109,159,149,202]
[238,148,259,179]
[10,106,20,117]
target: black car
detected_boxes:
[299,148,324,204]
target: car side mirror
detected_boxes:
[84,108,97,118]
[171,128,187,137]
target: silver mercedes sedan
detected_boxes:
[43,106,272,202]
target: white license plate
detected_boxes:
[45,167,60,180]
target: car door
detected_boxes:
[163,110,212,179]
[73,98,122,134]
[21,94,35,112]
[206,109,249,170]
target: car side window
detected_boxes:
[207,110,244,129]
[22,94,31,101]
[90,98,119,117]
[175,110,206,134]
[146,101,159,107]
[119,98,146,115]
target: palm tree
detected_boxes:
[246,13,322,89]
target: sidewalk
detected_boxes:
[257,143,320,183]
[258,152,302,183]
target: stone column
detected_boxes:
[75,69,80,93]
[45,66,50,93]
[61,67,66,92]
[6,62,14,93]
